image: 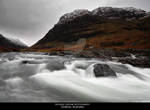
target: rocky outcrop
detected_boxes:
[118,58,150,68]
[93,64,117,77]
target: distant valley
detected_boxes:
[0,34,27,52]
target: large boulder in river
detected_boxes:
[93,64,116,77]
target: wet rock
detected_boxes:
[108,64,144,80]
[21,60,42,64]
[46,61,66,71]
[93,64,117,77]
[22,60,29,64]
[119,58,150,68]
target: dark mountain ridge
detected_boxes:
[0,34,27,52]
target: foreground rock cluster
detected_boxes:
[48,49,150,68]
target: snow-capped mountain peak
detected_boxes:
[92,7,146,19]
[123,7,145,12]
[58,9,91,24]
[56,7,147,25]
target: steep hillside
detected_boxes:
[27,7,150,52]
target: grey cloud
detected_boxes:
[108,0,150,11]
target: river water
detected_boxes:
[0,52,150,102]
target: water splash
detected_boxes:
[0,53,150,102]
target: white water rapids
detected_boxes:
[0,52,150,102]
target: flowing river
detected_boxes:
[0,52,150,102]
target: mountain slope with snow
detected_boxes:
[57,7,146,25]
[27,7,150,52]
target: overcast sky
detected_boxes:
[0,0,150,46]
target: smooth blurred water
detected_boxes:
[0,52,150,102]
